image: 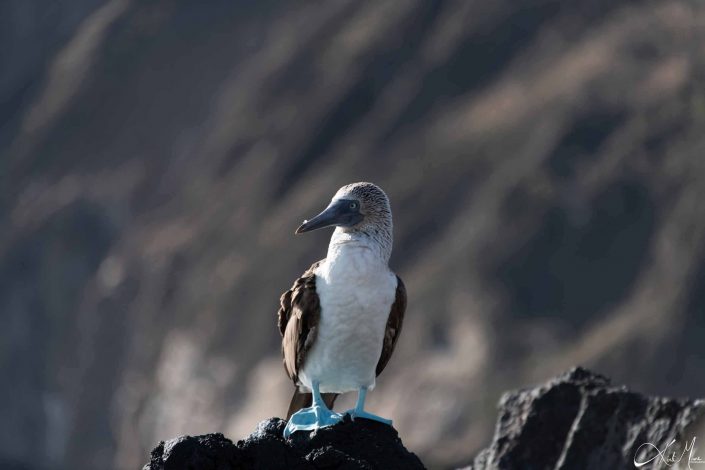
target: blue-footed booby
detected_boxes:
[277,182,406,438]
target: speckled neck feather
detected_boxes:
[329,182,393,263]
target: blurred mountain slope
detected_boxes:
[2,0,705,468]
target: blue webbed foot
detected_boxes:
[283,405,343,439]
[344,386,393,426]
[344,408,393,426]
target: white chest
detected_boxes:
[299,244,397,393]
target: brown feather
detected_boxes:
[376,275,407,376]
[279,260,341,418]
[278,260,323,383]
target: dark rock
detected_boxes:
[465,367,705,470]
[144,368,705,469]
[143,416,425,470]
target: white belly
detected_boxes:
[299,245,397,393]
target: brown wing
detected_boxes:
[277,260,324,383]
[376,275,407,376]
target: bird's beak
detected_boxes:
[295,199,362,234]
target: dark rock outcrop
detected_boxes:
[143,416,425,470]
[466,367,705,469]
[145,368,705,470]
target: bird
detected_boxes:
[277,182,406,438]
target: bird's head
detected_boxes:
[295,182,391,235]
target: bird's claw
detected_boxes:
[343,408,393,426]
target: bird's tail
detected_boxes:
[286,389,338,420]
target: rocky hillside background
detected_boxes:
[2,1,705,469]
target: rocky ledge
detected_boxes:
[143,415,424,470]
[467,367,705,469]
[144,368,705,470]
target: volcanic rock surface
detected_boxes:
[145,368,705,470]
[144,416,424,470]
[465,367,705,470]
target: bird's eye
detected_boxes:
[349,202,358,210]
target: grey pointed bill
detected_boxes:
[295,199,363,234]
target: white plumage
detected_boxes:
[299,233,397,394]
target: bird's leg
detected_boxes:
[283,381,342,438]
[344,387,392,426]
